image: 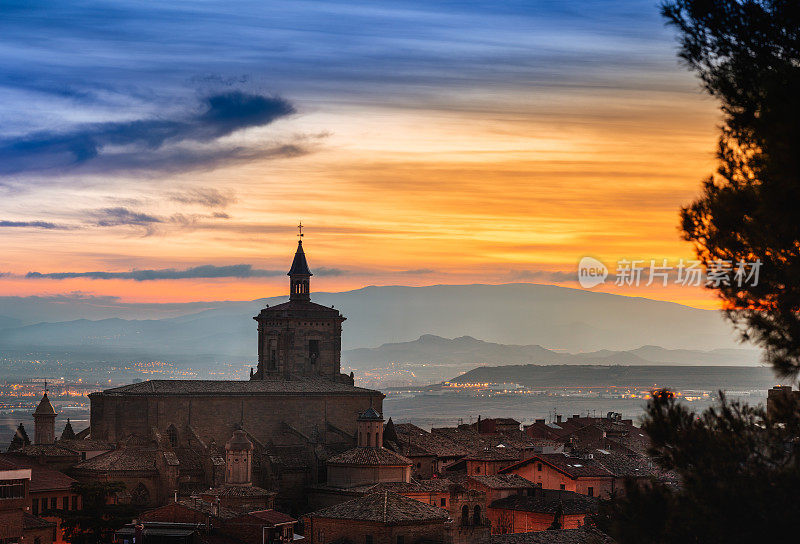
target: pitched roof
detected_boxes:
[327,447,413,466]
[288,240,312,276]
[247,509,296,525]
[358,407,383,421]
[73,447,159,472]
[0,455,76,492]
[489,489,598,515]
[15,444,79,458]
[33,393,57,416]
[308,491,450,524]
[480,526,613,544]
[96,378,377,397]
[57,438,114,451]
[468,474,535,490]
[23,512,56,529]
[501,454,614,479]
[202,484,276,498]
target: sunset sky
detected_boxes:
[0,1,723,308]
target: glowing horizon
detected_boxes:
[0,1,723,311]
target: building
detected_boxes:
[324,408,413,489]
[304,491,452,544]
[486,488,597,534]
[465,474,536,504]
[83,237,383,509]
[198,430,276,512]
[767,385,800,418]
[138,502,299,544]
[0,458,56,544]
[499,454,615,498]
[0,454,81,543]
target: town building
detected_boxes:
[486,488,597,534]
[0,458,56,544]
[499,454,615,498]
[304,491,453,544]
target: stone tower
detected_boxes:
[252,236,348,381]
[356,406,384,449]
[225,429,253,486]
[33,391,57,445]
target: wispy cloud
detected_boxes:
[0,220,71,230]
[399,268,435,274]
[168,187,237,209]
[0,92,295,177]
[25,264,284,281]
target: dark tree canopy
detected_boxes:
[596,390,800,543]
[663,0,800,376]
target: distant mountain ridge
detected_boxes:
[0,283,744,358]
[343,334,760,368]
[448,364,784,391]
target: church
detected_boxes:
[84,236,384,509]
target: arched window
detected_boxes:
[461,505,469,526]
[473,505,482,526]
[375,432,379,447]
[166,425,178,447]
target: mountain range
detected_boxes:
[0,283,746,360]
[343,334,760,369]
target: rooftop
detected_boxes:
[96,377,378,397]
[202,484,276,498]
[501,453,615,479]
[0,455,76,492]
[73,447,159,473]
[308,491,450,524]
[480,526,613,544]
[489,489,598,515]
[468,474,535,490]
[327,447,413,467]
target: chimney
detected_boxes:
[535,419,545,424]
[556,415,562,423]
[572,415,580,420]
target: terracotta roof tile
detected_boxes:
[489,489,598,515]
[327,447,412,466]
[309,491,450,523]
[468,474,535,490]
[0,455,76,492]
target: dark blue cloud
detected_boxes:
[0,92,294,175]
[25,264,284,281]
[0,220,70,229]
[91,207,163,228]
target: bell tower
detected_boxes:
[252,225,348,382]
[289,222,311,301]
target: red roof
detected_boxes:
[247,510,296,525]
[0,455,76,492]
[500,453,614,479]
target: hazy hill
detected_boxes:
[0,283,744,358]
[343,335,760,369]
[449,364,784,391]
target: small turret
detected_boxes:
[60,418,76,440]
[33,392,57,445]
[225,429,253,486]
[356,406,385,449]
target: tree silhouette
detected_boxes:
[663,0,800,376]
[596,390,800,543]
